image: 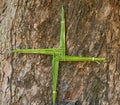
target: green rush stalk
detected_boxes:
[12,6,106,105]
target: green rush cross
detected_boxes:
[12,6,106,105]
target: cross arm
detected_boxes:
[60,6,65,57]
[59,56,106,62]
[52,55,59,104]
[12,49,54,55]
[12,48,64,55]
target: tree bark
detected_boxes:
[0,0,120,105]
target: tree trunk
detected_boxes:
[0,0,120,105]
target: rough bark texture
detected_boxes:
[0,0,120,105]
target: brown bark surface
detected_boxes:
[0,0,120,105]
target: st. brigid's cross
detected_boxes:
[12,6,106,105]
